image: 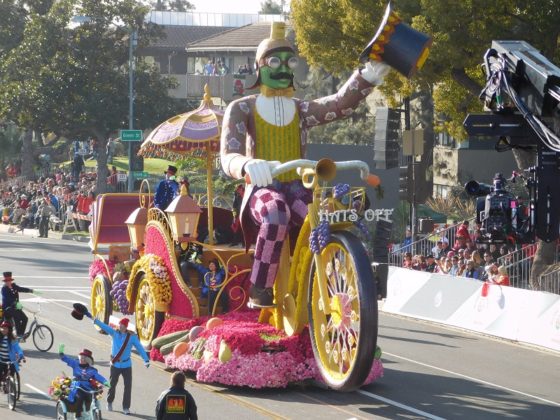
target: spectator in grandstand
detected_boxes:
[463,260,481,280]
[425,255,437,273]
[401,228,412,252]
[402,252,413,268]
[449,256,461,276]
[432,241,444,259]
[456,220,471,242]
[440,240,450,256]
[494,266,511,286]
[489,243,501,260]
[412,255,426,271]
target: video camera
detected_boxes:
[464,41,560,243]
[465,173,530,244]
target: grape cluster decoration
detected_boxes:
[309,220,331,254]
[111,279,132,315]
[333,183,351,205]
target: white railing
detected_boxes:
[538,266,560,295]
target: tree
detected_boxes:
[0,0,183,191]
[291,0,560,289]
[260,0,283,15]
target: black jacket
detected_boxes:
[2,283,33,310]
[156,386,197,420]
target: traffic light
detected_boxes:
[373,107,400,169]
[399,164,412,202]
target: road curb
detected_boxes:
[0,223,90,242]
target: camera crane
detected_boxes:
[464,40,560,243]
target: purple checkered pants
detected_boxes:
[249,180,312,288]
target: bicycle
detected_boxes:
[55,385,104,420]
[5,302,54,352]
[0,360,20,411]
[239,158,380,391]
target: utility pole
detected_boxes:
[127,29,137,193]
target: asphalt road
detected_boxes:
[1,229,559,419]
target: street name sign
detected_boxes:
[120,129,143,142]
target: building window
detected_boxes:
[437,132,455,147]
[434,184,449,198]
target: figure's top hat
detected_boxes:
[165,165,177,175]
[3,272,13,281]
[71,302,89,320]
[359,3,432,78]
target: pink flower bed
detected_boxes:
[159,311,384,388]
[89,259,115,282]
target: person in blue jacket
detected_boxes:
[191,259,228,314]
[58,345,107,418]
[88,314,150,415]
[154,165,179,210]
[0,321,25,386]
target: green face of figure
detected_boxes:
[260,51,299,90]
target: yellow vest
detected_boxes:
[254,108,301,182]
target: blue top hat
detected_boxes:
[359,3,432,78]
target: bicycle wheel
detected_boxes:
[32,324,54,352]
[7,376,16,410]
[308,230,377,391]
[55,400,67,419]
[14,371,20,401]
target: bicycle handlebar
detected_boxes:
[245,159,381,187]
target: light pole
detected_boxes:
[127,29,138,193]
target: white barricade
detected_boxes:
[382,267,560,352]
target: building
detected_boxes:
[139,11,285,101]
[432,133,518,198]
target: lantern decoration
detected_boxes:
[125,207,148,251]
[165,184,202,242]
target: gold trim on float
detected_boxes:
[145,220,200,318]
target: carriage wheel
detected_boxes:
[134,275,164,346]
[55,400,67,419]
[308,231,377,391]
[91,275,112,330]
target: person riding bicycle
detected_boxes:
[1,272,35,338]
[58,344,108,418]
[0,321,25,389]
[219,22,389,307]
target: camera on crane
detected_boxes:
[465,173,530,244]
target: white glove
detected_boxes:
[244,160,281,188]
[361,61,391,86]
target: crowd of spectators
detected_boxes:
[399,220,513,286]
[1,167,98,237]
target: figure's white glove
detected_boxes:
[244,160,281,187]
[361,61,391,86]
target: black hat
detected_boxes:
[71,303,89,320]
[426,254,434,259]
[165,165,177,175]
[3,272,13,281]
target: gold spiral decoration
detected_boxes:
[139,179,152,209]
[211,268,251,315]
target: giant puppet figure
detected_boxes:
[220,17,429,308]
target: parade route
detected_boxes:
[1,231,560,419]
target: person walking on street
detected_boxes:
[37,196,56,238]
[87,314,149,415]
[1,272,35,338]
[156,371,198,420]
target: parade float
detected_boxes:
[88,4,432,391]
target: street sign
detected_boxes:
[402,129,425,156]
[117,173,127,182]
[131,171,148,178]
[120,129,143,142]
